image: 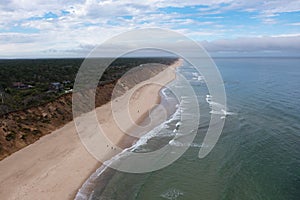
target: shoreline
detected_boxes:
[74,59,182,199]
[0,59,183,200]
[76,86,180,199]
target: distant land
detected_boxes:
[0,57,177,115]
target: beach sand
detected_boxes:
[0,59,182,200]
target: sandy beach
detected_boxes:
[0,59,182,200]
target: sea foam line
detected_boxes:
[75,85,181,200]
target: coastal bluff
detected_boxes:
[0,62,171,160]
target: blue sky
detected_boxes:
[0,0,299,58]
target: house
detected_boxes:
[12,82,32,89]
[49,82,63,91]
[62,80,71,85]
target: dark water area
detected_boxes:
[86,57,300,200]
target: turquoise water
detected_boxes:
[87,58,300,200]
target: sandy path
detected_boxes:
[0,60,182,200]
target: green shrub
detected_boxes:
[6,133,16,141]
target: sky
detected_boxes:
[0,0,300,58]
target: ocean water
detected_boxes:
[83,57,300,200]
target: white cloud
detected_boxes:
[0,0,300,57]
[288,22,300,26]
[202,35,300,52]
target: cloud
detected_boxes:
[288,22,300,26]
[0,32,38,44]
[201,35,300,53]
[0,0,300,57]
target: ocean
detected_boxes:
[78,57,300,200]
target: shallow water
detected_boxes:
[85,57,300,200]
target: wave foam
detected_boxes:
[160,188,184,200]
[75,95,183,200]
